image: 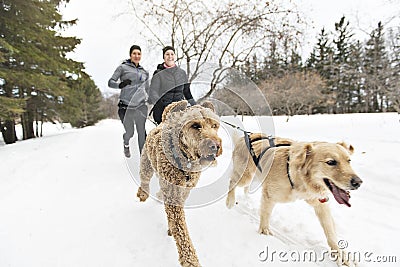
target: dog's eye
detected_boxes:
[326,160,337,166]
[191,123,202,130]
[212,124,218,129]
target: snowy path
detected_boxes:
[1,114,400,266]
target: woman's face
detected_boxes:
[164,50,175,67]
[130,49,142,65]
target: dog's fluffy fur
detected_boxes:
[137,100,222,267]
[227,133,363,266]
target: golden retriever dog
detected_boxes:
[226,133,363,266]
[137,100,222,267]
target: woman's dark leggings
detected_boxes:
[118,104,148,154]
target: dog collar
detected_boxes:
[319,197,329,203]
[184,172,191,182]
[169,136,192,172]
[171,144,192,169]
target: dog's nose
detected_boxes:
[350,176,363,189]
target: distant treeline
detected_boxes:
[215,16,400,116]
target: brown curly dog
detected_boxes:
[137,100,222,267]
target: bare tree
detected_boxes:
[100,93,120,119]
[127,0,303,101]
[259,71,326,119]
[212,68,270,116]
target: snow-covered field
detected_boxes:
[1,113,399,267]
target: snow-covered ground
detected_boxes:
[1,113,399,267]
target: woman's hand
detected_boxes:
[119,79,131,88]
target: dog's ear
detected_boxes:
[291,143,313,170]
[201,101,215,112]
[337,142,354,155]
[162,100,188,122]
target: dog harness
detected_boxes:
[285,156,294,189]
[220,121,295,189]
[244,132,294,189]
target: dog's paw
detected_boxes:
[181,259,201,267]
[136,187,149,202]
[336,258,356,267]
[226,196,236,209]
[335,250,358,267]
[338,260,357,267]
[258,226,273,236]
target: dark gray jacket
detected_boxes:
[148,63,194,105]
[108,60,149,107]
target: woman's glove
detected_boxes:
[119,79,131,89]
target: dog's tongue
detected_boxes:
[330,181,351,207]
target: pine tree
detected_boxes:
[363,22,390,112]
[306,28,335,113]
[387,28,400,113]
[241,54,258,83]
[332,16,354,113]
[61,73,105,128]
[347,41,365,112]
[280,36,303,73]
[307,28,334,79]
[0,0,91,142]
[287,49,303,73]
[262,36,284,79]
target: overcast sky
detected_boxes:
[60,0,400,95]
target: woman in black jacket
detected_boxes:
[148,46,196,124]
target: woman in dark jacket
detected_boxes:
[148,46,196,124]
[108,45,149,157]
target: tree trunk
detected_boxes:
[1,119,17,144]
[21,112,35,140]
[35,109,39,137]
